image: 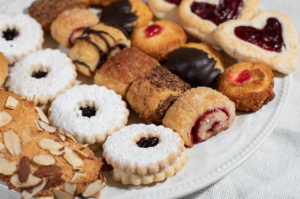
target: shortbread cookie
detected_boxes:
[148,0,182,22]
[0,14,44,65]
[68,23,131,77]
[103,124,187,185]
[0,52,8,86]
[163,87,235,147]
[29,0,90,32]
[49,85,129,144]
[217,62,275,111]
[94,47,158,99]
[214,11,298,75]
[50,8,99,48]
[131,19,187,61]
[5,49,77,105]
[178,0,259,46]
[166,43,225,87]
[0,90,105,198]
[126,66,190,124]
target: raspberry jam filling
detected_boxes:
[68,27,87,47]
[32,70,48,79]
[137,137,159,148]
[234,70,251,83]
[2,28,19,41]
[191,109,228,142]
[145,24,163,38]
[80,106,96,118]
[191,0,244,25]
[164,0,182,6]
[234,18,285,52]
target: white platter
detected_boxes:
[0,0,292,199]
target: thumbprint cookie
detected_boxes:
[163,87,235,147]
[148,0,182,22]
[126,66,190,124]
[131,19,187,62]
[68,23,131,77]
[0,52,8,86]
[166,43,225,88]
[94,47,159,99]
[217,62,275,112]
[178,0,259,46]
[103,124,188,185]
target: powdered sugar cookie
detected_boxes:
[48,85,129,144]
[5,49,77,105]
[0,14,44,65]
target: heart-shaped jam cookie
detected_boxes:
[214,11,298,74]
[149,0,182,22]
[178,0,258,46]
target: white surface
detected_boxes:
[0,0,297,199]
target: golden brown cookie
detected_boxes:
[131,19,187,61]
[217,62,275,112]
[0,90,106,198]
[126,66,190,124]
[94,47,159,99]
[148,0,182,22]
[0,52,8,86]
[90,0,118,6]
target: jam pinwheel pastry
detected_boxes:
[178,0,259,46]
[217,62,275,111]
[163,87,235,147]
[166,43,225,88]
[214,11,298,75]
[0,52,8,86]
[103,124,188,185]
[68,23,131,77]
[131,19,187,62]
[148,0,182,22]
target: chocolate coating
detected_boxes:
[166,47,220,87]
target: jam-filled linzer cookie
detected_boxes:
[50,8,99,48]
[126,66,190,125]
[214,11,298,75]
[178,0,259,46]
[131,19,187,62]
[68,23,131,77]
[0,14,44,65]
[148,0,182,22]
[166,43,225,88]
[94,47,159,99]
[0,52,8,86]
[163,87,235,147]
[103,124,188,185]
[0,90,105,198]
[217,62,275,112]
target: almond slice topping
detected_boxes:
[0,153,5,158]
[35,120,43,131]
[18,156,31,183]
[59,131,77,142]
[53,189,75,199]
[64,183,76,195]
[82,179,106,197]
[33,155,56,166]
[0,143,5,150]
[33,165,62,178]
[22,129,31,143]
[21,95,27,101]
[37,120,56,133]
[0,111,12,127]
[21,178,46,199]
[71,172,86,182]
[0,158,17,175]
[35,106,49,124]
[39,139,64,151]
[3,130,22,156]
[37,197,54,199]
[5,96,19,110]
[58,133,66,142]
[10,174,42,189]
[63,147,84,169]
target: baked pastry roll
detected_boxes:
[0,52,8,86]
[94,47,158,99]
[163,87,235,147]
[217,62,275,111]
[178,0,259,46]
[214,11,298,75]
[90,0,118,6]
[148,0,182,22]
[68,23,131,77]
[126,66,190,124]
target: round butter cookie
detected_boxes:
[148,0,182,22]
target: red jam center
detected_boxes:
[234,70,251,83]
[234,18,285,52]
[145,24,163,38]
[191,0,244,25]
[164,0,182,6]
[68,27,87,46]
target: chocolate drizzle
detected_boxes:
[2,28,19,41]
[100,0,138,35]
[166,47,220,88]
[32,70,48,79]
[137,137,159,148]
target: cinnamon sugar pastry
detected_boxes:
[94,47,158,99]
[148,0,182,22]
[126,66,190,124]
[178,0,259,46]
[68,23,131,77]
[103,124,187,185]
[217,62,275,111]
[131,19,187,62]
[50,8,99,48]
[163,87,235,147]
[0,52,8,86]
[214,11,298,75]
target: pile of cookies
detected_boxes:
[0,0,298,198]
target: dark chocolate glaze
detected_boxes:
[137,137,159,148]
[100,0,138,35]
[166,47,220,88]
[2,28,19,41]
[32,70,48,79]
[80,106,96,118]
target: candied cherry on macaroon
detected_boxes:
[148,0,182,22]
